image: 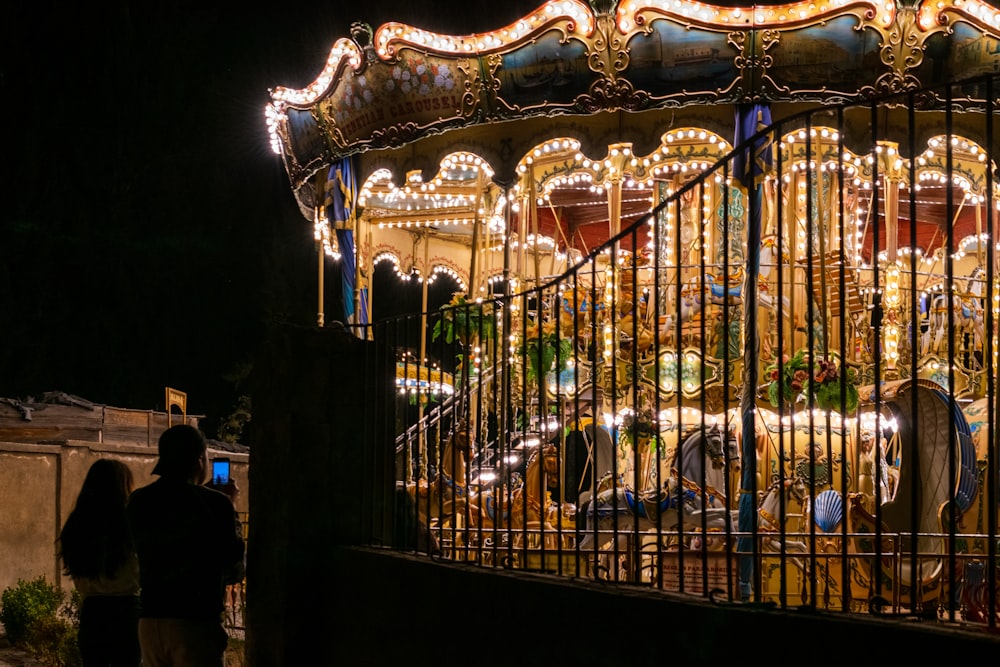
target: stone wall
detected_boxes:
[0,439,249,596]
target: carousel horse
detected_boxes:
[403,426,478,526]
[560,286,600,331]
[656,274,739,348]
[672,422,739,503]
[756,475,809,554]
[471,443,566,533]
[509,443,565,530]
[925,266,986,362]
[578,425,735,552]
[706,269,744,306]
[478,444,577,552]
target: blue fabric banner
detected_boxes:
[734,102,772,599]
[324,157,368,327]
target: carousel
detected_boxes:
[266,1,1000,626]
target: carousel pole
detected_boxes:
[548,206,560,276]
[482,185,492,296]
[501,183,513,499]
[880,141,901,265]
[878,141,905,373]
[546,202,572,275]
[976,201,983,268]
[466,168,486,436]
[469,167,483,299]
[316,206,325,327]
[417,231,430,456]
[420,230,430,364]
[814,130,830,356]
[529,163,541,285]
[528,162,546,422]
[786,174,799,349]
[518,171,530,286]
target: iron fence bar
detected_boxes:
[985,75,997,631]
[945,83,959,622]
[838,102,852,613]
[773,120,786,608]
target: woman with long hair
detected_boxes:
[58,459,140,667]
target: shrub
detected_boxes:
[1,576,81,666]
[0,576,64,644]
[25,614,80,667]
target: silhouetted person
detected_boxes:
[58,459,140,667]
[127,424,245,667]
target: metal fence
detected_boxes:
[363,74,998,632]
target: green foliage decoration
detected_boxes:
[431,293,496,346]
[517,320,573,384]
[766,348,859,413]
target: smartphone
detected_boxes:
[212,458,231,486]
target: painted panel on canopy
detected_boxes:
[919,21,1000,90]
[315,49,469,149]
[764,14,881,99]
[624,20,740,99]
[285,107,329,179]
[495,32,592,112]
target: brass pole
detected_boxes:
[530,163,541,286]
[469,168,483,299]
[317,207,325,327]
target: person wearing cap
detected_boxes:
[126,424,245,667]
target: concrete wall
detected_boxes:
[0,440,248,596]
[329,547,1000,665]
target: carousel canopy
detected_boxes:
[266,0,999,292]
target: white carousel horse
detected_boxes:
[673,422,739,502]
[924,266,986,362]
[756,475,809,554]
[578,425,735,552]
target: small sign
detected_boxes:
[165,387,187,426]
[661,551,737,595]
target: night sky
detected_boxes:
[0,1,547,436]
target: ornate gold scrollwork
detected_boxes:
[370,122,423,149]
[458,57,485,118]
[870,6,926,95]
[579,10,651,112]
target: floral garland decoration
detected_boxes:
[766,349,859,413]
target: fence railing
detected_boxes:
[364,74,998,632]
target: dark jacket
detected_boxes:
[127,478,245,620]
